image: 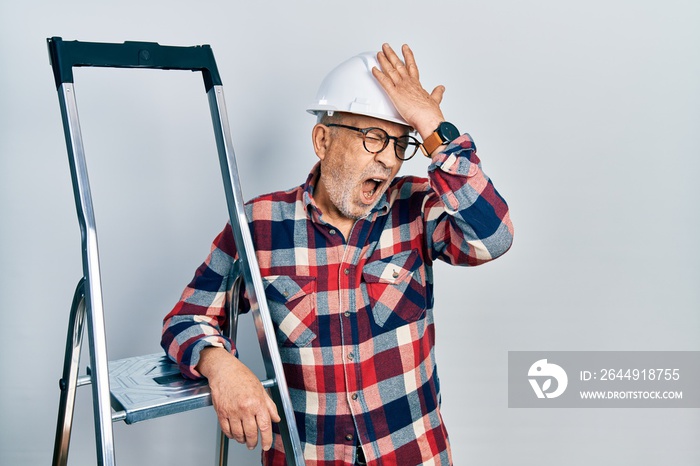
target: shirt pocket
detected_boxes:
[262,275,318,348]
[362,249,427,329]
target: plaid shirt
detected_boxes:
[162,134,513,465]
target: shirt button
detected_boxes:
[330,229,336,235]
[344,311,350,318]
[345,434,354,442]
[351,393,358,400]
[347,352,354,361]
[344,268,350,275]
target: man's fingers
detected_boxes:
[257,412,274,451]
[260,393,281,451]
[375,50,400,84]
[217,415,233,439]
[242,416,260,450]
[265,394,282,423]
[371,66,401,100]
[228,418,246,444]
[203,352,282,451]
[254,394,282,451]
[431,85,445,105]
[371,65,389,84]
[376,44,413,86]
[401,44,420,79]
[381,42,403,68]
[220,407,279,451]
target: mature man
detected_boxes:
[162,43,513,465]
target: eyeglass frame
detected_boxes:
[325,123,422,161]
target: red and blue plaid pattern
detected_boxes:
[162,134,513,465]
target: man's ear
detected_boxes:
[312,123,332,161]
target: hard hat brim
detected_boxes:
[306,106,411,127]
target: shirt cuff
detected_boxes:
[429,133,480,176]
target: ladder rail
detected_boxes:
[53,279,86,466]
[55,81,117,466]
[208,87,306,466]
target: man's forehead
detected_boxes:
[337,112,412,136]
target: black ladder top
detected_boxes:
[47,36,222,92]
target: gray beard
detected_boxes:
[321,164,390,220]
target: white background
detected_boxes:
[1,1,698,465]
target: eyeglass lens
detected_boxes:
[363,128,419,160]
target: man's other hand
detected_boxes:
[197,347,281,451]
[372,43,446,140]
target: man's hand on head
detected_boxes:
[372,43,446,140]
[197,347,281,451]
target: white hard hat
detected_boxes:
[307,52,409,126]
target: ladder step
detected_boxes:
[87,353,277,425]
[107,353,211,425]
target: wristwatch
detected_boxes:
[420,121,460,157]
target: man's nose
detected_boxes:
[374,143,399,170]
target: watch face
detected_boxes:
[438,122,460,141]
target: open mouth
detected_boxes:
[361,177,385,203]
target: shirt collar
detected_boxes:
[302,163,322,222]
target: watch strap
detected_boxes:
[420,130,444,157]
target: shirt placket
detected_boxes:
[314,218,362,463]
[337,219,375,463]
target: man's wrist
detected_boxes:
[197,345,235,378]
[414,115,445,140]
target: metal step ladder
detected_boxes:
[47,36,305,466]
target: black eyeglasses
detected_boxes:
[326,123,421,161]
